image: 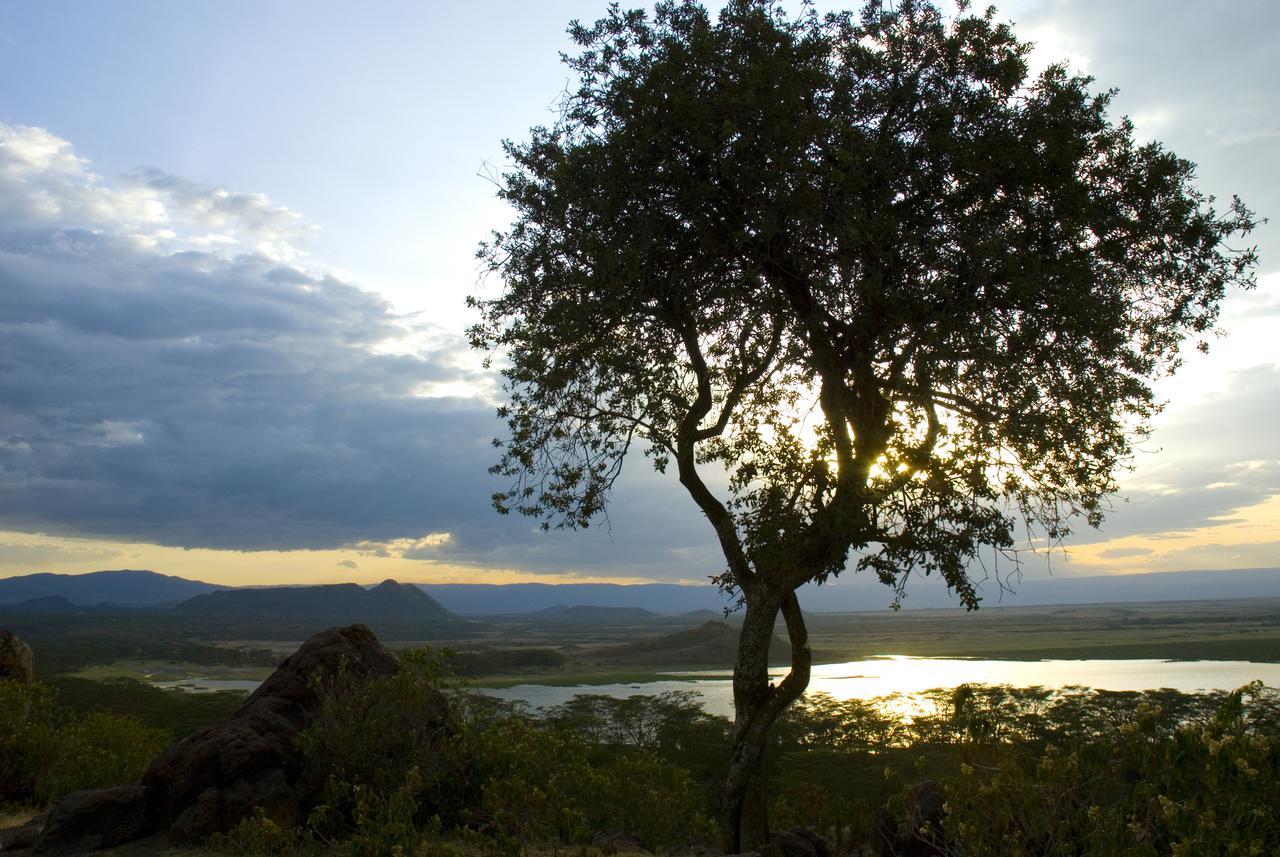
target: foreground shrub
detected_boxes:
[199,657,1280,856]
[874,683,1280,857]
[0,679,169,807]
[466,716,596,848]
[0,680,59,804]
[297,649,464,847]
[592,751,712,852]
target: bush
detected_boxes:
[592,751,712,852]
[882,683,1280,857]
[466,717,596,849]
[37,710,170,804]
[297,648,465,846]
[173,654,1280,856]
[0,679,169,808]
[0,681,59,804]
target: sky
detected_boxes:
[0,0,1276,597]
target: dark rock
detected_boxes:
[0,630,34,683]
[143,623,401,841]
[672,834,722,857]
[874,779,946,857]
[31,786,152,856]
[0,814,45,852]
[770,826,832,857]
[13,625,408,854]
[593,829,645,852]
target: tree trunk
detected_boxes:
[721,589,812,854]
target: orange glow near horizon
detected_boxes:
[1066,493,1280,574]
[0,529,681,588]
[1,492,1277,588]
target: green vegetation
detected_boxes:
[200,659,1280,856]
[802,600,1280,665]
[0,680,169,807]
[50,676,246,737]
[5,641,1280,855]
[0,612,282,676]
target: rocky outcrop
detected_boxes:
[142,623,402,841]
[13,624,409,855]
[0,815,45,853]
[31,786,152,856]
[768,827,832,857]
[0,630,34,683]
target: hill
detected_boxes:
[421,582,731,615]
[534,604,657,619]
[3,594,80,614]
[172,579,456,622]
[0,569,221,606]
[588,620,790,669]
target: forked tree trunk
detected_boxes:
[721,590,812,853]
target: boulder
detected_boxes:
[32,786,151,856]
[142,623,401,841]
[0,630,34,683]
[593,829,645,853]
[11,624,406,854]
[0,814,45,852]
[770,827,832,857]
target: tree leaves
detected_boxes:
[471,0,1259,608]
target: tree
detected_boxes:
[469,1,1259,849]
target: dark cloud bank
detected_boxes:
[0,123,720,579]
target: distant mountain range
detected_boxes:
[0,571,457,624]
[534,604,657,619]
[2,566,1280,617]
[173,579,455,622]
[420,583,730,614]
[0,569,220,606]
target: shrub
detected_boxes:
[916,684,1280,856]
[0,679,169,808]
[0,681,59,804]
[37,710,169,804]
[466,717,596,849]
[297,648,465,844]
[591,751,713,852]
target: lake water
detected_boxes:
[152,678,263,693]
[477,656,1280,718]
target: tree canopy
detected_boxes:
[472,0,1256,605]
[470,0,1258,847]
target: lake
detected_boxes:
[152,678,263,693]
[477,656,1280,718]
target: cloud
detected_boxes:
[0,123,166,232]
[1013,0,1279,267]
[0,540,122,568]
[0,123,497,552]
[0,123,314,262]
[124,168,315,261]
[1074,364,1280,543]
[337,559,359,570]
[1097,547,1154,560]
[0,122,722,581]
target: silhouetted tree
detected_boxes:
[470,1,1259,848]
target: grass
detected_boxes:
[801,599,1280,665]
[463,668,693,688]
[68,659,274,683]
